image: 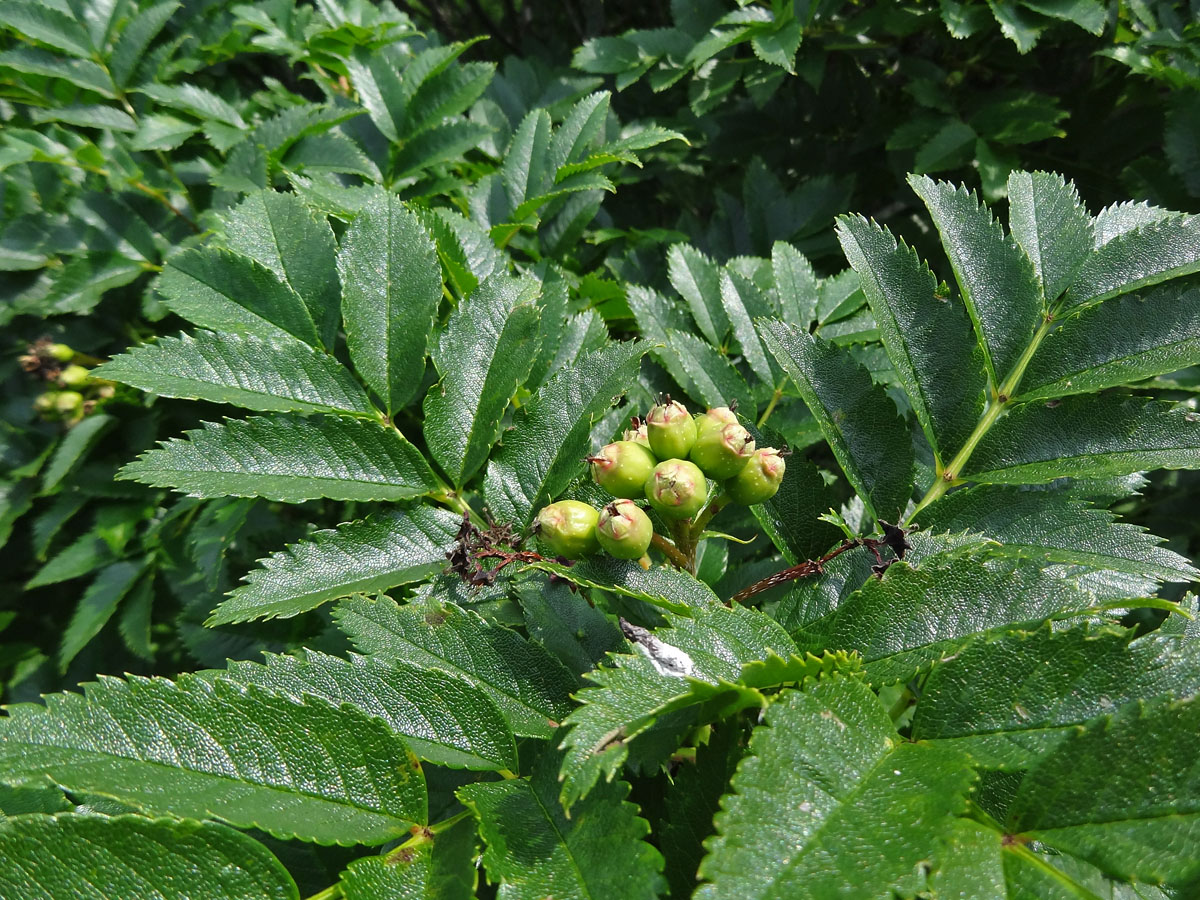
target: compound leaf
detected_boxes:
[483,340,644,527]
[760,321,914,523]
[424,273,542,487]
[209,506,460,625]
[218,650,518,771]
[95,330,377,418]
[0,675,427,845]
[119,415,438,502]
[335,595,575,739]
[1006,170,1093,302]
[0,814,298,900]
[459,750,665,900]
[696,677,973,900]
[837,214,987,462]
[338,189,442,415]
[1066,214,1200,309]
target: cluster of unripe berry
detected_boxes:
[535,400,786,563]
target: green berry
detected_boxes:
[645,458,708,520]
[59,364,90,387]
[55,391,84,414]
[33,392,57,414]
[535,500,600,559]
[693,406,738,441]
[47,343,74,362]
[590,440,657,499]
[647,399,696,460]
[597,499,654,559]
[623,417,651,448]
[726,447,786,505]
[690,422,755,480]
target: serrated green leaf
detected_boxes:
[210,506,460,625]
[407,60,495,135]
[523,556,720,612]
[837,214,987,462]
[119,415,438,502]
[1007,694,1200,885]
[0,2,92,58]
[219,190,342,350]
[344,47,406,142]
[157,248,321,347]
[548,92,609,173]
[668,244,728,347]
[1066,214,1200,309]
[1092,201,1176,246]
[128,112,198,151]
[335,594,575,738]
[424,274,541,487]
[393,120,492,180]
[338,188,442,415]
[967,395,1200,483]
[0,814,298,900]
[283,131,380,180]
[95,331,376,418]
[108,1,178,87]
[415,206,502,299]
[27,530,114,588]
[0,47,114,97]
[558,605,796,806]
[771,241,819,330]
[29,104,135,132]
[665,329,755,416]
[218,650,517,771]
[136,82,245,128]
[60,558,145,671]
[516,578,624,679]
[794,555,1104,684]
[912,623,1200,768]
[908,174,1043,386]
[0,675,427,844]
[1006,170,1094,302]
[920,483,1197,582]
[482,340,644,527]
[42,413,114,493]
[760,321,914,523]
[1019,280,1200,401]
[720,269,775,384]
[340,813,477,900]
[696,677,973,900]
[501,109,553,212]
[459,750,665,900]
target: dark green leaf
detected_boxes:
[696,678,973,900]
[794,554,1104,684]
[128,113,198,151]
[1007,695,1200,885]
[0,814,298,900]
[219,191,342,350]
[968,395,1200,483]
[42,413,115,493]
[0,47,114,96]
[908,175,1042,385]
[668,244,728,347]
[720,269,775,385]
[665,329,755,417]
[338,189,442,415]
[335,595,575,738]
[157,248,321,347]
[109,1,178,87]
[219,650,518,771]
[836,214,987,462]
[1006,170,1093,302]
[0,675,427,844]
[483,340,644,527]
[95,331,377,417]
[0,3,92,58]
[523,556,720,612]
[771,241,819,330]
[424,274,541,487]
[119,415,438,502]
[136,83,245,128]
[209,506,461,625]
[459,750,665,900]
[912,623,1200,768]
[1067,214,1200,309]
[60,558,145,671]
[1019,280,1200,401]
[920,483,1197,582]
[340,814,477,900]
[760,321,914,523]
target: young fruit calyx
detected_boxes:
[726,446,786,505]
[645,458,708,520]
[690,423,755,480]
[646,398,697,460]
[590,440,657,499]
[597,499,654,559]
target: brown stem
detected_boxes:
[730,539,875,604]
[689,493,728,542]
[651,533,689,569]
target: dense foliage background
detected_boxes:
[1,1,1199,898]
